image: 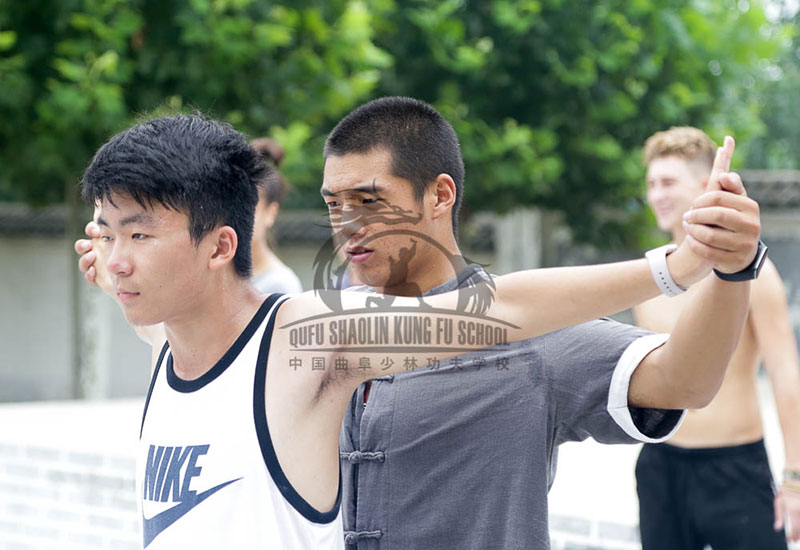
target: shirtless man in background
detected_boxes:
[636,126,800,549]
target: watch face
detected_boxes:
[714,240,768,282]
[753,241,768,277]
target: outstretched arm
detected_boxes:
[280,144,759,416]
[77,139,760,412]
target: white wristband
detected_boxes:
[645,244,686,297]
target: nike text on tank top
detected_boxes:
[137,293,344,549]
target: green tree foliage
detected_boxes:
[746,5,799,169]
[0,0,390,205]
[0,0,789,246]
[372,0,784,246]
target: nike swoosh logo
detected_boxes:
[142,478,242,547]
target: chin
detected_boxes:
[349,268,387,289]
[656,218,677,234]
[353,273,383,289]
[121,308,161,328]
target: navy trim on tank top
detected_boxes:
[253,294,342,524]
[140,341,169,439]
[166,294,283,393]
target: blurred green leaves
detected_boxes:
[0,0,391,205]
[745,7,800,169]
[372,0,787,247]
[0,0,793,247]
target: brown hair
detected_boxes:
[643,127,717,172]
[250,137,289,205]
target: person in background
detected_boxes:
[249,137,302,294]
[635,126,800,549]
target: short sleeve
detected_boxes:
[546,319,685,447]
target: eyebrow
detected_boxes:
[96,212,156,228]
[320,182,385,197]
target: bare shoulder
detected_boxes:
[275,290,332,324]
[274,289,378,323]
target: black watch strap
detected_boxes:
[713,240,768,282]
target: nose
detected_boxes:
[106,240,133,277]
[647,183,665,205]
[335,205,369,240]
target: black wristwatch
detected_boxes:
[713,240,768,282]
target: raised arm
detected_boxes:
[282,188,757,425]
[626,271,749,409]
[624,139,761,411]
[285,187,755,382]
[300,141,758,393]
[77,139,761,414]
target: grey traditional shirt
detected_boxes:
[339,265,684,549]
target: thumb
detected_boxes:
[706,136,735,192]
[85,220,101,239]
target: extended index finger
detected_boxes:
[706,136,735,192]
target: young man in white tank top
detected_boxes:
[80,112,764,549]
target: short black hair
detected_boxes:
[81,113,268,278]
[324,96,465,236]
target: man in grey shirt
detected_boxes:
[341,266,676,549]
[320,97,755,549]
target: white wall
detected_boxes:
[0,236,150,403]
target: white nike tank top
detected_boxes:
[137,294,343,549]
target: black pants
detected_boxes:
[636,440,787,550]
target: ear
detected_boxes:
[429,173,456,221]
[208,226,238,272]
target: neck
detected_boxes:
[164,278,264,380]
[670,224,687,245]
[374,235,464,296]
[251,239,280,277]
